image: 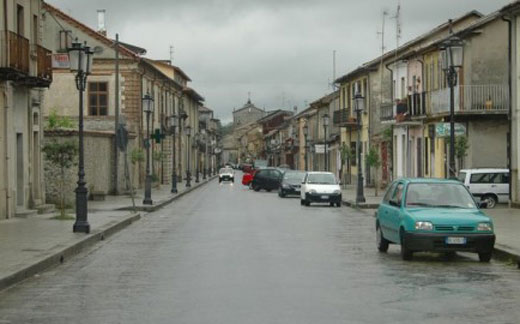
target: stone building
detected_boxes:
[41,3,202,205]
[232,99,265,127]
[0,0,53,219]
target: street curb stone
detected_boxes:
[342,200,379,209]
[0,213,141,293]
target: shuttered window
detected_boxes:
[88,82,108,116]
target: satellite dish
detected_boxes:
[93,46,104,54]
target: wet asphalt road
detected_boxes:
[0,175,519,324]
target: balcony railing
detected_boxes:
[429,84,508,115]
[460,84,509,112]
[333,109,357,127]
[408,92,426,116]
[380,103,394,121]
[36,45,52,81]
[1,30,30,74]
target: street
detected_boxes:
[0,176,519,324]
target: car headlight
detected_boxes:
[309,189,317,194]
[477,223,493,231]
[282,184,290,188]
[415,221,433,231]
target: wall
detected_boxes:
[467,119,508,169]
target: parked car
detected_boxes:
[375,178,495,262]
[251,168,283,192]
[300,172,342,207]
[458,168,509,208]
[241,163,254,173]
[253,159,268,169]
[218,167,234,183]
[279,170,306,197]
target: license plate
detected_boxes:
[321,195,328,199]
[446,237,466,245]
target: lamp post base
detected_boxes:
[186,171,192,188]
[73,186,90,233]
[171,173,178,193]
[143,175,153,205]
[73,221,90,234]
[356,175,366,204]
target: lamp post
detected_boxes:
[303,124,309,171]
[185,125,192,187]
[201,129,207,180]
[142,92,154,205]
[440,33,463,179]
[211,138,216,175]
[323,113,329,171]
[354,92,366,204]
[68,39,93,234]
[194,133,200,183]
[169,114,178,193]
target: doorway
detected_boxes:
[16,133,24,206]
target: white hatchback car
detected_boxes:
[458,168,509,208]
[300,172,342,207]
[219,167,235,183]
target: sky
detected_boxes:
[46,0,513,124]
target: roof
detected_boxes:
[500,0,520,14]
[149,60,192,82]
[335,10,483,84]
[199,106,213,113]
[115,40,147,55]
[397,178,463,184]
[256,109,293,124]
[310,90,340,107]
[43,3,140,59]
[183,87,205,102]
[234,99,264,114]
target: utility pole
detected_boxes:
[114,33,120,195]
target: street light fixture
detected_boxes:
[354,92,366,204]
[303,124,309,171]
[322,113,329,171]
[185,125,192,187]
[169,114,178,193]
[142,92,154,205]
[68,39,93,234]
[440,32,463,179]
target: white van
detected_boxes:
[458,169,509,208]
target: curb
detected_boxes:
[118,176,218,212]
[493,244,520,267]
[0,213,141,293]
[342,200,380,209]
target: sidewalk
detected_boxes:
[342,185,520,264]
[0,175,216,292]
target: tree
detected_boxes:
[42,140,78,219]
[366,145,381,196]
[46,110,75,130]
[455,135,470,171]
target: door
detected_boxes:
[16,133,24,206]
[492,172,509,203]
[387,182,405,242]
[468,172,491,200]
[378,182,398,241]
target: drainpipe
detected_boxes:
[2,86,10,218]
[502,15,513,204]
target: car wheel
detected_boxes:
[478,252,492,262]
[300,199,304,205]
[304,199,310,206]
[253,184,260,192]
[400,228,413,261]
[336,202,341,207]
[266,189,272,192]
[376,223,389,253]
[279,190,286,198]
[482,195,497,209]
[444,252,457,260]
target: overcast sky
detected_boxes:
[46,0,512,123]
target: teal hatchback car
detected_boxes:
[375,178,495,262]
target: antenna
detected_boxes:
[378,10,388,106]
[392,0,402,100]
[332,50,337,90]
[170,45,174,63]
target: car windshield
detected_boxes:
[219,168,233,174]
[307,173,336,185]
[283,171,306,181]
[405,183,477,209]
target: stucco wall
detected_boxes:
[467,119,508,169]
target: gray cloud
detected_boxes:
[46,0,513,123]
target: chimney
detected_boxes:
[97,9,106,36]
[293,105,297,114]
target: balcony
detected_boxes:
[408,92,426,117]
[429,84,508,116]
[333,109,357,127]
[0,30,29,76]
[380,103,394,122]
[34,45,53,86]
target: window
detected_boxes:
[88,82,108,116]
[470,173,490,184]
[391,183,404,206]
[383,182,398,203]
[59,30,72,52]
[424,138,429,175]
[469,173,508,184]
[400,77,405,99]
[17,5,24,36]
[33,15,38,44]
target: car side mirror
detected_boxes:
[389,199,399,207]
[478,201,488,209]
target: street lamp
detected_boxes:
[194,132,200,183]
[323,113,329,171]
[68,39,93,234]
[201,129,207,180]
[354,92,366,204]
[169,114,178,193]
[303,124,309,171]
[440,33,463,179]
[142,92,154,205]
[185,125,192,187]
